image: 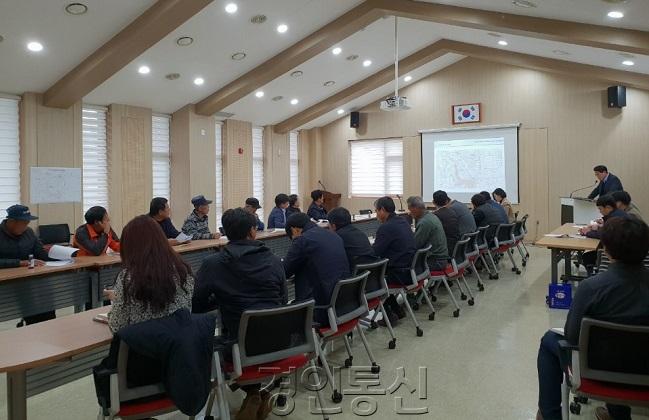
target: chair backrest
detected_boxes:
[410,245,431,283]
[353,258,389,301]
[328,272,369,327]
[116,341,166,403]
[237,299,316,368]
[462,231,479,257]
[513,220,524,239]
[38,223,71,245]
[520,214,529,234]
[579,318,649,386]
[451,237,470,267]
[494,223,515,247]
[476,225,490,249]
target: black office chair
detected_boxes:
[38,223,71,245]
[353,259,396,349]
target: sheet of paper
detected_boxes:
[543,234,565,238]
[550,327,564,336]
[48,244,78,261]
[567,234,588,239]
[93,313,109,324]
[175,232,192,243]
[45,260,74,267]
[106,248,120,256]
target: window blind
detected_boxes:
[152,115,171,199]
[0,98,20,214]
[252,127,264,222]
[215,122,223,227]
[349,138,403,197]
[82,106,108,212]
[289,131,299,195]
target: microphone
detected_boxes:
[569,182,597,198]
[396,194,404,212]
[318,180,327,192]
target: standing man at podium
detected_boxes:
[587,165,624,199]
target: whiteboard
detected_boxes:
[30,167,82,204]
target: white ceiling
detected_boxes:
[2,0,649,130]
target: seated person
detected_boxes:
[106,215,194,333]
[192,208,286,420]
[447,193,477,237]
[372,196,416,324]
[327,207,377,271]
[149,197,184,245]
[407,196,448,271]
[0,205,54,325]
[284,212,349,326]
[181,195,220,240]
[492,188,514,222]
[611,190,643,221]
[307,189,328,221]
[536,217,649,420]
[244,197,265,231]
[432,191,461,256]
[286,194,301,216]
[480,191,509,224]
[267,193,290,229]
[74,206,120,256]
[578,194,629,240]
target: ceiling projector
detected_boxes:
[380,95,411,111]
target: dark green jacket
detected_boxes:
[414,212,448,261]
[0,220,49,268]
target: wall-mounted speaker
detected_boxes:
[607,85,626,108]
[350,111,360,128]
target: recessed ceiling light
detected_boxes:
[323,80,335,87]
[498,40,509,46]
[165,73,180,80]
[225,3,238,14]
[487,32,502,38]
[290,70,303,78]
[277,24,288,33]
[27,41,43,52]
[553,49,571,56]
[231,52,246,61]
[363,59,372,67]
[272,95,283,102]
[255,91,264,98]
[337,109,345,115]
[138,65,150,74]
[332,47,342,55]
[250,14,267,24]
[194,77,205,85]
[65,2,88,15]
[512,0,537,8]
[290,98,299,105]
[404,75,412,82]
[622,60,635,66]
[607,11,624,18]
[176,36,194,47]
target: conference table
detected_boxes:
[535,223,600,284]
[0,215,381,419]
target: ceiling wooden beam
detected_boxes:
[275,38,649,132]
[194,1,384,116]
[43,0,213,109]
[273,40,450,134]
[373,0,649,56]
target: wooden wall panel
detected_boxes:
[222,119,252,210]
[263,127,289,219]
[519,128,549,241]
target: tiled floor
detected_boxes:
[0,246,647,420]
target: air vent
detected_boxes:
[250,14,267,24]
[512,0,537,7]
[346,54,359,61]
[323,81,335,87]
[272,96,284,102]
[214,111,235,118]
[165,73,181,80]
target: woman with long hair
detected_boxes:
[107,215,194,333]
[492,188,514,222]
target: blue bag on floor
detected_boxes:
[548,283,572,309]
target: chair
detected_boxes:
[215,300,328,419]
[462,231,485,292]
[353,259,397,349]
[513,215,529,266]
[429,238,476,317]
[314,272,378,403]
[491,223,522,275]
[560,318,649,419]
[477,225,499,279]
[386,246,436,337]
[38,223,71,245]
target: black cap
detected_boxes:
[6,205,38,221]
[191,195,212,206]
[245,197,261,209]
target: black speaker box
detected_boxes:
[350,111,360,128]
[607,85,626,108]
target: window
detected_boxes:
[82,106,108,212]
[0,97,20,213]
[289,131,299,195]
[252,127,264,222]
[215,122,223,227]
[349,138,403,196]
[152,115,171,198]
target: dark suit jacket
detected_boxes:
[373,213,416,284]
[587,173,624,199]
[334,224,377,272]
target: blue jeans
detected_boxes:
[537,331,631,420]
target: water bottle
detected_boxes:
[28,254,35,269]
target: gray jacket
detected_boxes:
[0,221,50,268]
[450,200,477,236]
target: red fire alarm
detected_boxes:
[238,147,244,154]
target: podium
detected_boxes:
[322,191,341,213]
[560,197,600,224]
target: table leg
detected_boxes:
[551,249,559,284]
[564,251,573,281]
[90,271,100,308]
[7,370,27,420]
